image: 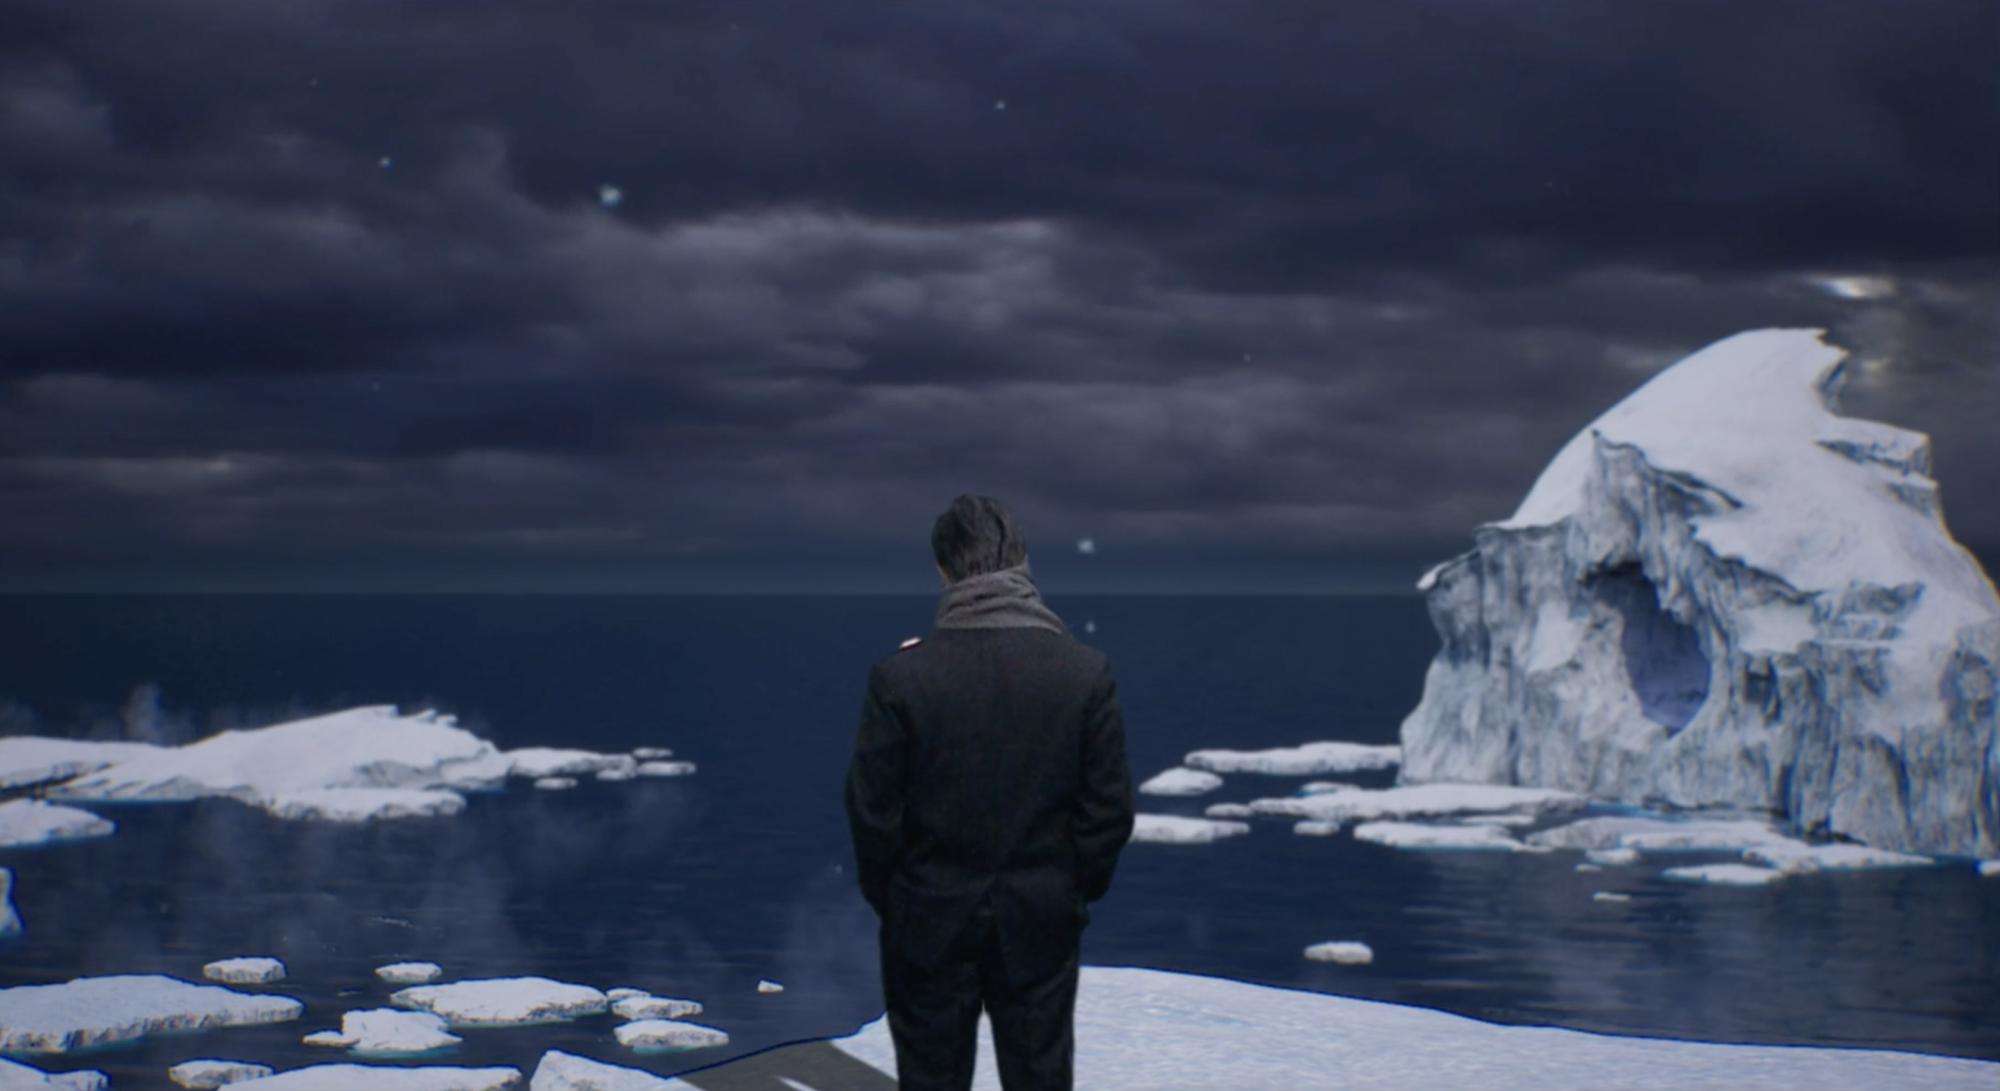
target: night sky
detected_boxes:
[3,1,1995,593]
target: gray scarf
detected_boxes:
[934,561,1070,636]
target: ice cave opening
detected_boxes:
[1597,563,1711,733]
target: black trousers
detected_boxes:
[880,899,1080,1091]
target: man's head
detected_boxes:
[931,494,1028,584]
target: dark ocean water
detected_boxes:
[0,594,1994,1088]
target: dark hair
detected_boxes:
[931,494,1028,581]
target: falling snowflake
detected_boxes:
[598,184,624,208]
[378,155,393,169]
[994,99,1008,111]
[1076,537,1095,555]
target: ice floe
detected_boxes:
[613,1020,729,1052]
[0,737,164,791]
[1662,863,1786,886]
[756,979,782,994]
[1201,802,1254,819]
[1592,892,1632,903]
[0,869,19,938]
[530,1050,675,1091]
[504,748,636,781]
[631,747,673,761]
[0,975,302,1053]
[203,958,285,985]
[532,778,577,791]
[1128,814,1250,844]
[1292,820,1340,837]
[611,995,702,1021]
[604,987,646,1003]
[1184,741,1400,776]
[1136,767,1223,796]
[304,1009,461,1054]
[1353,820,1543,852]
[1981,860,1999,877]
[46,707,511,822]
[0,799,114,849]
[595,767,637,783]
[1742,841,1933,874]
[390,977,607,1027]
[230,1065,520,1091]
[1304,941,1374,965]
[0,1058,106,1090]
[376,963,444,986]
[168,1060,272,1089]
[636,761,695,777]
[805,965,1997,1090]
[1584,847,1640,866]
[1250,783,1583,824]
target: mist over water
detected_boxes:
[1,594,1995,1088]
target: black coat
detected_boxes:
[845,626,1136,984]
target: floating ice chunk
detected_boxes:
[611,995,702,1021]
[1526,815,1788,854]
[0,1058,107,1090]
[375,963,443,986]
[1352,821,1540,852]
[1742,840,1933,874]
[0,869,19,938]
[1184,741,1400,775]
[169,1059,272,1088]
[596,767,637,782]
[1584,847,1640,866]
[1292,820,1341,837]
[1128,815,1250,844]
[755,980,782,994]
[1137,767,1223,797]
[390,977,607,1027]
[262,789,466,823]
[631,748,674,761]
[1592,892,1632,903]
[532,778,577,791]
[302,1032,349,1047]
[0,799,115,849]
[504,748,637,781]
[604,988,647,1003]
[1252,784,1584,824]
[1303,941,1373,965]
[48,707,506,822]
[636,761,695,777]
[1980,860,2000,877]
[305,1009,460,1055]
[0,737,164,791]
[613,1019,729,1052]
[229,1065,521,1091]
[1574,863,1603,873]
[529,1050,678,1091]
[1458,813,1539,828]
[0,975,302,1053]
[1299,781,1360,794]
[1202,803,1254,819]
[1661,863,1786,886]
[203,958,285,985]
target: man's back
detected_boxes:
[848,625,1134,985]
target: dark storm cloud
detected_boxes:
[0,0,1994,590]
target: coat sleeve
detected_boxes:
[1072,657,1136,903]
[844,662,904,917]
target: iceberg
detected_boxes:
[304,1009,461,1055]
[1183,741,1400,776]
[612,1020,729,1052]
[0,737,163,791]
[1136,767,1223,796]
[202,958,286,985]
[528,1051,676,1091]
[390,977,607,1027]
[0,975,302,1053]
[610,996,702,1021]
[46,707,512,822]
[0,1059,106,1090]
[755,979,782,994]
[376,962,444,986]
[229,1066,520,1091]
[1303,941,1374,965]
[0,799,114,849]
[168,1060,273,1089]
[1128,814,1251,844]
[1400,330,2000,857]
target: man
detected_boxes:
[845,494,1136,1091]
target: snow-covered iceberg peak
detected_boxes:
[1401,329,2000,857]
